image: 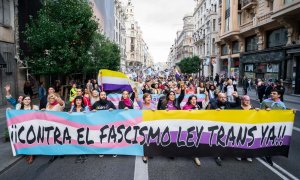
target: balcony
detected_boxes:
[241,0,257,10]
[240,20,253,33]
[257,12,274,26]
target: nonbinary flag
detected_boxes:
[98,69,134,92]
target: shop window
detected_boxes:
[267,28,288,48]
[245,64,254,72]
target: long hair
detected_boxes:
[121,90,130,101]
[20,96,33,110]
[74,96,85,108]
[186,95,197,105]
[162,90,175,107]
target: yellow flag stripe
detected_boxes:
[142,110,295,124]
[99,69,129,79]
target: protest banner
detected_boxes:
[6,110,295,157]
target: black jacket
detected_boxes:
[39,95,48,110]
[118,92,135,109]
[209,97,241,110]
[92,100,116,110]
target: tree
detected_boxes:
[87,33,121,73]
[24,0,98,75]
[176,56,200,74]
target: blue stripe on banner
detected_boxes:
[16,144,144,156]
[7,110,142,126]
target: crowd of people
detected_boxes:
[4,72,289,167]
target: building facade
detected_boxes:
[216,0,241,79]
[193,0,220,77]
[0,0,18,105]
[124,0,151,69]
[168,14,194,67]
[237,0,300,94]
[113,0,127,69]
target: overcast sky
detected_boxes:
[121,0,195,63]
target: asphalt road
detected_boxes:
[0,99,300,180]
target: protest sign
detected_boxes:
[6,110,295,157]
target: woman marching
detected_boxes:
[136,92,156,163]
[42,93,65,163]
[157,82,185,110]
[182,91,209,166]
[118,89,136,110]
[17,96,39,164]
[69,96,89,163]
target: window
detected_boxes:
[212,38,215,54]
[232,41,239,54]
[246,36,258,52]
[225,0,230,32]
[131,24,134,29]
[221,44,228,55]
[213,19,216,31]
[245,64,254,72]
[267,28,288,48]
[0,0,11,26]
[131,45,135,52]
[3,52,13,74]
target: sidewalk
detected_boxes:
[0,98,40,174]
[237,87,300,105]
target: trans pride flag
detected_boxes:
[98,69,134,92]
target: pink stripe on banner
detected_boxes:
[7,112,142,130]
[14,136,144,150]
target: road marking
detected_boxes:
[134,156,149,180]
[256,158,289,180]
[293,127,300,133]
[273,162,300,180]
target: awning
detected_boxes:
[0,53,7,68]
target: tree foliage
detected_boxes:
[24,0,120,75]
[88,33,121,72]
[176,56,200,74]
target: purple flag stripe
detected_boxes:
[145,131,291,149]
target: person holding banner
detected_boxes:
[182,91,209,166]
[39,87,56,110]
[70,96,89,112]
[136,93,156,163]
[209,92,241,166]
[118,90,136,110]
[157,84,185,110]
[235,95,257,162]
[92,91,116,111]
[260,89,287,166]
[16,96,39,164]
[42,93,65,163]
